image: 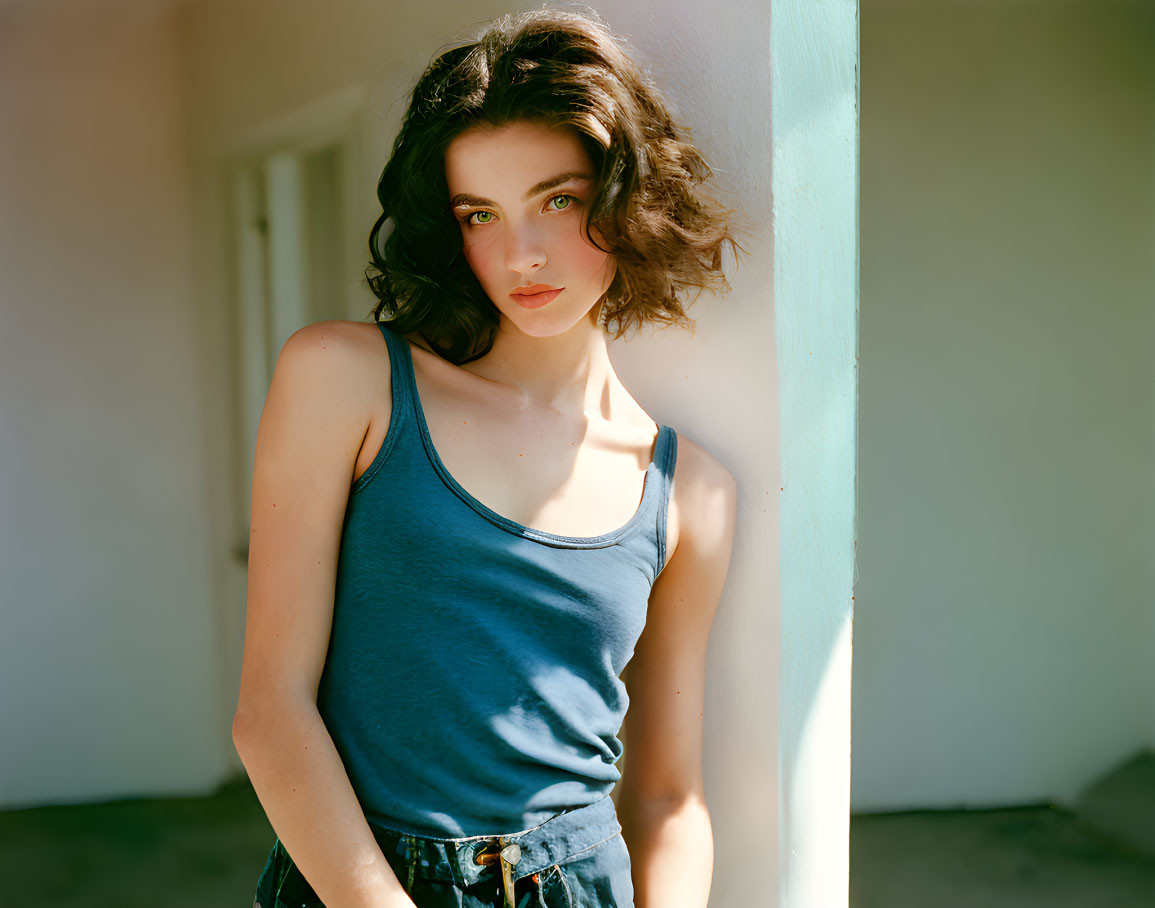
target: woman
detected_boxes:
[235,8,741,908]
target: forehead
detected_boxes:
[445,121,593,193]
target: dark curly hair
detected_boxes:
[366,5,743,364]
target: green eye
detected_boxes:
[469,211,494,225]
[549,195,574,210]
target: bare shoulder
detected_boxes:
[290,318,391,394]
[672,432,736,491]
[270,320,389,459]
[309,318,390,366]
[666,431,738,561]
[284,318,382,369]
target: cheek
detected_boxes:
[575,242,616,289]
[462,234,500,284]
[559,224,613,279]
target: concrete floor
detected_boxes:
[852,751,1155,908]
[2,754,1153,907]
[851,805,1155,907]
[0,775,274,908]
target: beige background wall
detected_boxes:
[0,0,227,804]
[853,0,1155,811]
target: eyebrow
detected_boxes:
[450,171,593,210]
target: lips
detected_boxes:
[509,286,563,309]
[510,284,560,296]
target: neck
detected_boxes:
[462,316,616,417]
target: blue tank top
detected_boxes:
[315,321,678,838]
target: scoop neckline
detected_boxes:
[398,332,667,547]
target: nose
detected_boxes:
[505,220,547,275]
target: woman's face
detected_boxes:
[445,120,616,336]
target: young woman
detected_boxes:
[235,8,741,908]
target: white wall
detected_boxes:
[0,0,226,806]
[852,0,1155,811]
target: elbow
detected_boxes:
[618,785,708,822]
[231,704,261,759]
[230,695,310,756]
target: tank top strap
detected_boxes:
[652,424,678,576]
[375,320,418,422]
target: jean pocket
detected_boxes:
[550,831,634,908]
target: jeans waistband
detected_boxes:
[369,794,621,888]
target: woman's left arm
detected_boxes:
[616,435,739,908]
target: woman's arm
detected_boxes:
[616,434,739,908]
[232,321,415,908]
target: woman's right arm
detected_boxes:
[231,321,414,908]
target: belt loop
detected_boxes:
[498,836,522,908]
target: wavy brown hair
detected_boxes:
[366,6,743,364]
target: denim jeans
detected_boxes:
[252,793,634,907]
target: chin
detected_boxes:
[502,313,568,337]
[498,305,592,338]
